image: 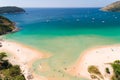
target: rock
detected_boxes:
[0,44,2,47]
[27,74,34,80]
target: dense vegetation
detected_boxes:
[0,52,25,80]
[111,60,120,80]
[0,6,25,14]
[88,60,120,80]
[0,16,15,35]
[101,1,120,12]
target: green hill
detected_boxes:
[0,16,16,35]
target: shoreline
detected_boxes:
[67,45,120,80]
[1,39,120,80]
[0,39,50,80]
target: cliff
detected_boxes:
[0,16,16,35]
[0,6,25,14]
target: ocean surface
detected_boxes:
[2,8,120,80]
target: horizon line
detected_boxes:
[0,6,103,8]
[21,7,103,8]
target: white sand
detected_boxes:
[1,40,120,80]
[68,45,120,80]
[0,40,50,80]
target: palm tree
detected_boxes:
[0,52,7,61]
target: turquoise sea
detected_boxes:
[2,8,120,80]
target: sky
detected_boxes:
[0,0,118,8]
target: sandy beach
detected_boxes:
[0,40,50,80]
[67,45,120,80]
[1,40,120,80]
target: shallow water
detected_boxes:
[2,8,120,79]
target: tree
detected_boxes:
[9,65,21,77]
[0,52,7,61]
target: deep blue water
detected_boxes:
[3,8,120,36]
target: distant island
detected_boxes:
[0,6,25,14]
[101,1,120,12]
[0,16,17,35]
